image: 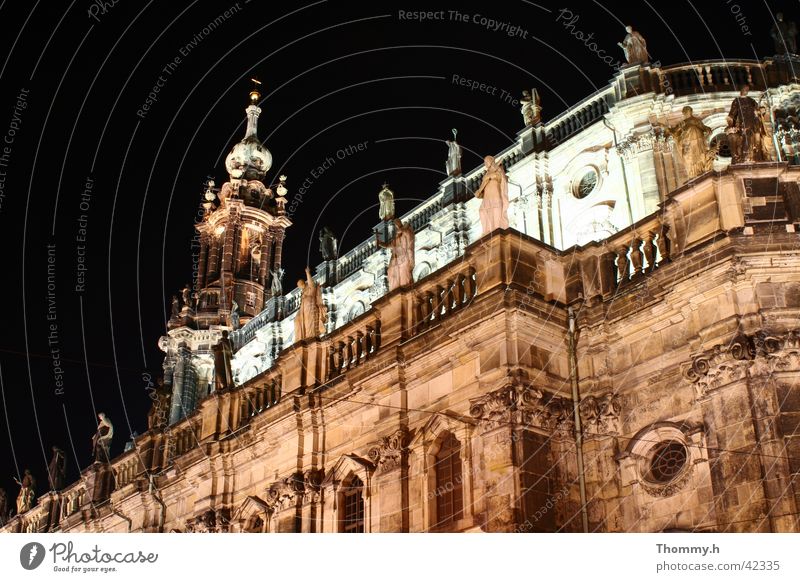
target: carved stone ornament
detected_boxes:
[640,461,695,498]
[303,469,324,504]
[682,331,800,398]
[579,392,623,436]
[265,472,305,512]
[469,370,574,437]
[366,429,408,473]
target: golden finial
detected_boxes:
[249,78,262,104]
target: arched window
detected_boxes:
[341,476,365,533]
[434,433,463,527]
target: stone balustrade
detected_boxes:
[326,319,381,380]
[413,266,477,335]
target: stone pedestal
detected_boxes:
[83,463,114,505]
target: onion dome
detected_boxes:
[225,83,272,181]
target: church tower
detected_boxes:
[192,84,291,327]
[159,84,292,424]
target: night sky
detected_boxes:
[0,0,793,504]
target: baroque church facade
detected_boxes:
[5,55,800,533]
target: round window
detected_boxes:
[648,441,688,483]
[573,168,598,199]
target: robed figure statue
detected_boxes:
[728,85,770,163]
[618,25,648,65]
[376,218,415,290]
[213,330,234,391]
[662,106,713,179]
[475,155,510,234]
[14,469,36,515]
[294,267,327,341]
[92,412,114,463]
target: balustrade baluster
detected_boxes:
[615,246,629,284]
[630,239,644,276]
[642,233,655,272]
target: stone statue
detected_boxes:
[618,25,648,65]
[446,129,462,177]
[319,226,338,260]
[294,267,327,341]
[170,295,180,317]
[664,106,713,179]
[270,267,284,296]
[771,12,798,54]
[376,218,415,290]
[92,412,114,463]
[0,488,7,526]
[475,155,510,234]
[213,330,234,391]
[230,300,240,330]
[48,446,66,491]
[14,469,35,515]
[378,183,395,221]
[181,284,191,309]
[728,85,770,163]
[520,89,541,126]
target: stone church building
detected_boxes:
[4,56,800,533]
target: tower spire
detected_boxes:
[245,78,262,139]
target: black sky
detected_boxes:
[0,0,793,502]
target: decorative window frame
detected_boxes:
[321,454,374,533]
[618,421,707,498]
[230,495,268,533]
[409,412,475,532]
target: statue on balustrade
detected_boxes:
[520,89,541,126]
[475,155,510,234]
[270,267,284,296]
[728,85,771,163]
[376,218,415,290]
[294,267,327,340]
[319,226,338,260]
[14,469,36,514]
[48,446,66,491]
[181,284,192,310]
[170,295,180,318]
[771,13,798,54]
[663,106,714,179]
[618,25,648,65]
[446,129,462,177]
[213,330,234,391]
[92,412,114,463]
[378,183,395,221]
